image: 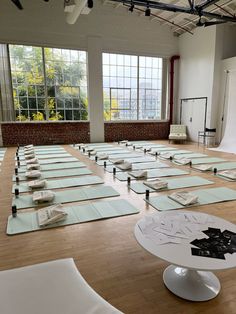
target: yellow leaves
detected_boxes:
[16,114,29,121]
[32,112,45,121]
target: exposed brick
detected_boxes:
[105,121,170,142]
[1,122,90,146]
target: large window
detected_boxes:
[103,53,163,121]
[9,45,88,121]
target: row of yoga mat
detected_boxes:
[10,145,140,235]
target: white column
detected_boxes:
[87,36,104,143]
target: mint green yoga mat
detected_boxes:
[211,162,236,171]
[146,187,236,211]
[19,157,78,166]
[18,161,86,173]
[105,161,169,173]
[7,199,139,235]
[12,185,120,209]
[130,176,214,194]
[173,153,207,158]
[13,168,92,181]
[97,156,155,166]
[115,168,189,181]
[18,150,67,156]
[12,175,104,193]
[17,153,72,160]
[186,157,226,165]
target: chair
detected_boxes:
[198,128,216,147]
[0,258,122,314]
[169,124,187,143]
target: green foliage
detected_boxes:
[9,45,88,122]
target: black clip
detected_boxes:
[12,205,17,218]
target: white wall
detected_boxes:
[178,27,216,127]
[0,0,178,141]
[178,24,236,143]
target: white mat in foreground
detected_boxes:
[210,71,236,154]
[0,258,122,314]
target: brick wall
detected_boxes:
[105,121,170,142]
[1,122,90,146]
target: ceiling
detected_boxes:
[102,0,236,36]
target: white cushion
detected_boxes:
[28,179,47,189]
[129,170,147,179]
[144,179,168,190]
[97,153,108,160]
[0,258,122,314]
[25,170,41,179]
[26,158,38,164]
[33,190,55,203]
[117,162,132,170]
[37,204,67,227]
[26,163,40,170]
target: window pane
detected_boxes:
[103,53,138,121]
[9,44,88,121]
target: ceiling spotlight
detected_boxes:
[11,0,23,10]
[145,3,151,16]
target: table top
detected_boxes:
[134,210,236,271]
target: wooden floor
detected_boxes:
[1,141,236,314]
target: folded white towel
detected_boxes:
[90,150,97,156]
[28,179,47,189]
[144,179,168,190]
[33,190,55,203]
[219,170,236,180]
[25,153,35,160]
[37,204,67,227]
[168,191,198,206]
[110,158,124,164]
[175,158,191,165]
[142,147,152,151]
[26,157,38,164]
[24,144,34,149]
[117,162,132,170]
[97,153,108,160]
[120,140,128,144]
[25,170,41,179]
[24,149,35,155]
[193,164,213,171]
[86,147,95,152]
[26,163,40,170]
[159,152,175,159]
[129,170,148,179]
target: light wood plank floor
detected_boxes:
[0,141,236,314]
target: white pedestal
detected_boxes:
[163,265,221,301]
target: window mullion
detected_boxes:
[42,47,49,120]
[137,56,140,120]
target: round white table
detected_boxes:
[134,210,236,301]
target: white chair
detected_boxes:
[169,124,187,143]
[0,258,122,314]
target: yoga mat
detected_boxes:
[18,161,86,173]
[13,168,92,181]
[210,162,236,171]
[173,153,208,159]
[19,157,78,166]
[12,185,120,209]
[104,161,169,173]
[7,199,139,235]
[139,144,166,149]
[97,156,156,166]
[130,176,214,194]
[89,150,132,159]
[87,147,124,152]
[146,187,236,211]
[12,175,104,193]
[115,168,189,181]
[188,157,226,165]
[16,153,72,160]
[151,147,178,152]
[18,150,67,156]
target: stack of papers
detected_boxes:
[137,212,215,245]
